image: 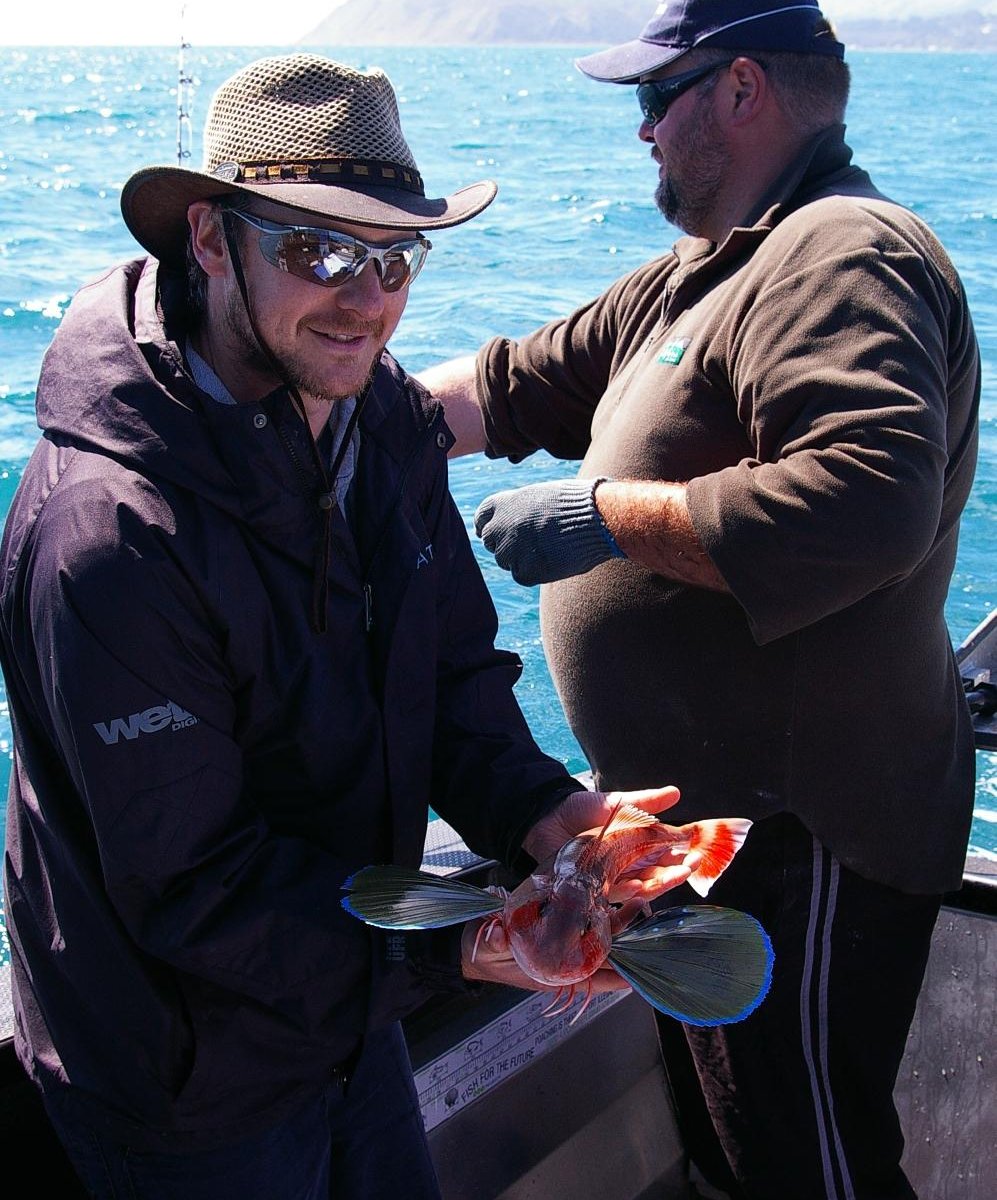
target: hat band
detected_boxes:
[211,157,426,195]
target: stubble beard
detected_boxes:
[224,285,383,405]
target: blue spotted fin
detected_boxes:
[341,865,504,929]
[608,905,774,1027]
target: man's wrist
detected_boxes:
[551,476,628,573]
[591,478,626,559]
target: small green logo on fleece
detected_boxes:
[658,337,691,365]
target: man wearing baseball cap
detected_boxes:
[0,52,698,1198]
[422,2,980,1196]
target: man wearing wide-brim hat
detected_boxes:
[0,52,699,1198]
[120,52,498,442]
[421,1,981,1197]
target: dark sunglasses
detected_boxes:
[226,209,432,293]
[636,60,734,127]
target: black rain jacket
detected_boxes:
[0,257,577,1150]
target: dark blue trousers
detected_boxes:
[655,813,942,1200]
[42,1023,441,1200]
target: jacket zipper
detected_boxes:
[273,404,325,494]
[364,583,374,633]
[360,406,447,637]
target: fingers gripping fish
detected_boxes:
[341,805,774,1026]
[489,804,748,1013]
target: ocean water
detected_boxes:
[0,45,994,959]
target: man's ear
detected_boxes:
[187,201,228,277]
[725,56,770,127]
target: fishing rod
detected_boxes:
[176,4,193,166]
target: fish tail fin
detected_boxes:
[609,905,774,1026]
[341,865,504,929]
[683,818,753,897]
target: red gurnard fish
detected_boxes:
[342,805,774,1026]
[495,805,749,1000]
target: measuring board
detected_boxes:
[414,987,627,1132]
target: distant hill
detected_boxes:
[842,10,995,50]
[300,1,996,50]
[302,0,651,46]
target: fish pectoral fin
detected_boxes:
[608,904,774,1026]
[341,865,504,929]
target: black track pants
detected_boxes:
[655,812,941,1200]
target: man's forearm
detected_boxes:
[595,479,729,592]
[416,355,487,457]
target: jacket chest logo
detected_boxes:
[415,542,434,570]
[658,336,692,366]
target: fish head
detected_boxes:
[503,874,612,986]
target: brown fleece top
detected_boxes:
[475,126,980,893]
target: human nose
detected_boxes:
[332,258,387,316]
[638,115,657,142]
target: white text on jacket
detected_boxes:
[93,701,199,745]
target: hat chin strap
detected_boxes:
[220,209,305,413]
[219,207,371,456]
[219,209,372,634]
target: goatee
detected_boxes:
[653,103,729,237]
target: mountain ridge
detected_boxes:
[300,2,996,50]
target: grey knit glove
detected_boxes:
[473,477,626,586]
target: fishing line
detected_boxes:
[176,4,193,166]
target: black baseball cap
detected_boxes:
[576,0,845,84]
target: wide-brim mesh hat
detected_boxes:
[121,53,497,267]
[576,0,844,84]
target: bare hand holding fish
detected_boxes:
[342,787,774,1025]
[521,784,699,904]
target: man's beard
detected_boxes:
[224,285,382,404]
[654,102,730,236]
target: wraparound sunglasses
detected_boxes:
[225,209,432,293]
[636,60,736,127]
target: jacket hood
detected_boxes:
[33,257,420,534]
[35,258,249,517]
[33,256,446,633]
